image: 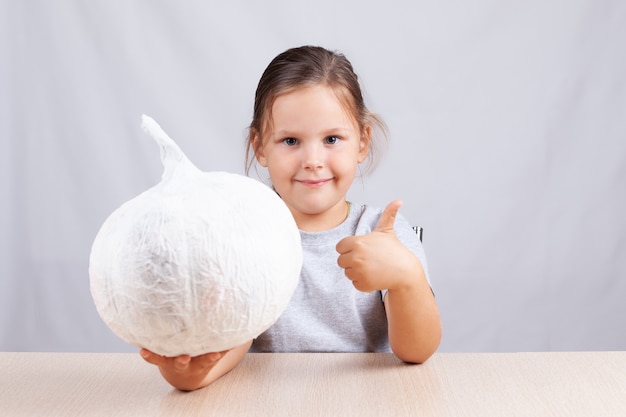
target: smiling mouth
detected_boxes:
[297,178,332,187]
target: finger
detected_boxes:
[336,235,357,255]
[173,355,192,370]
[336,252,348,269]
[202,351,224,362]
[350,279,373,293]
[140,348,163,365]
[373,200,403,233]
[192,350,231,367]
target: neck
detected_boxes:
[291,201,350,232]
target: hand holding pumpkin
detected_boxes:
[336,200,421,293]
[140,348,230,391]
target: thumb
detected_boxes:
[374,200,403,233]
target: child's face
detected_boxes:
[255,84,369,231]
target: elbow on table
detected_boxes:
[391,331,442,364]
[393,346,437,365]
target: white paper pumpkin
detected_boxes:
[89,115,302,357]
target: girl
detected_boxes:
[141,45,441,391]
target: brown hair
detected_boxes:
[245,45,388,175]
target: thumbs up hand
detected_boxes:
[336,200,420,293]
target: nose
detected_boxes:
[302,143,324,170]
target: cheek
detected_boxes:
[266,157,294,181]
[330,157,359,182]
[334,150,361,170]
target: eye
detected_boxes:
[282,137,298,146]
[325,136,340,145]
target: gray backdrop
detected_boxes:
[1,0,625,353]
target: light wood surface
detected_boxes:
[1,351,625,416]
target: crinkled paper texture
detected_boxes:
[89,117,302,357]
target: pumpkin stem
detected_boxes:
[141,114,200,181]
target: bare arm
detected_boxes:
[336,200,442,363]
[384,257,441,363]
[141,339,252,391]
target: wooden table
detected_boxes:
[1,352,624,416]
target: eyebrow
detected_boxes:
[273,127,351,138]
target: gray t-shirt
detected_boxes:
[250,202,430,353]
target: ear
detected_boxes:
[251,130,268,167]
[357,124,371,164]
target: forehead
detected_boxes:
[270,85,358,129]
